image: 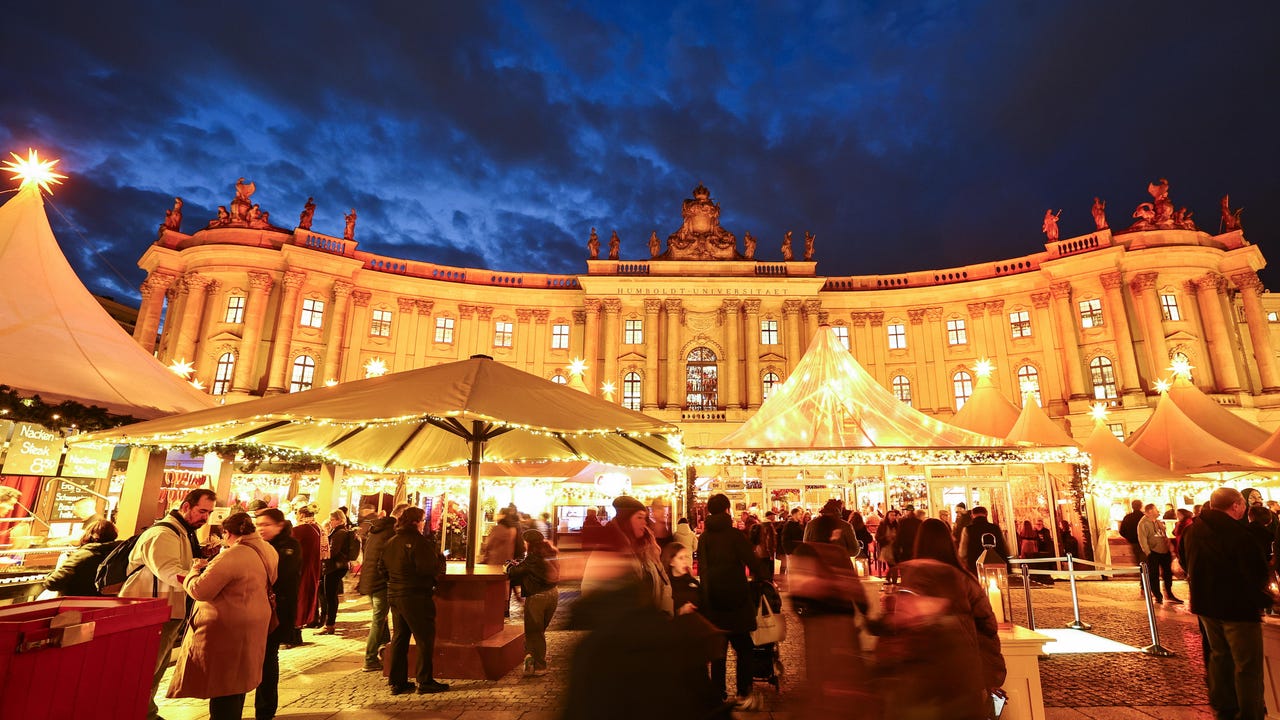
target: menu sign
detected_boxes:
[50,478,100,522]
[61,444,114,479]
[2,422,64,476]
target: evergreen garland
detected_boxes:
[0,385,140,433]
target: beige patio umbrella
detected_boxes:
[72,354,682,570]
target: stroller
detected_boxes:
[747,579,785,690]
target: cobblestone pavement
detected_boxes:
[155,576,1216,719]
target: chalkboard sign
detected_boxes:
[61,444,113,478]
[50,478,101,523]
[2,422,64,476]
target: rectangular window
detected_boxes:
[624,319,643,345]
[1108,422,1126,441]
[369,309,392,337]
[1269,311,1280,323]
[946,319,967,345]
[223,296,245,324]
[1009,310,1032,339]
[760,319,779,345]
[1079,298,1104,328]
[299,299,325,329]
[551,323,570,349]
[493,321,514,348]
[887,323,907,350]
[1160,293,1181,321]
[833,325,850,350]
[434,317,455,344]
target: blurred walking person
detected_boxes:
[380,507,449,695]
[507,529,561,676]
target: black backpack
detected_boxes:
[95,521,181,595]
[345,528,360,562]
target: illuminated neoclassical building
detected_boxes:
[133,181,1280,446]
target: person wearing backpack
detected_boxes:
[119,487,216,720]
[317,509,356,635]
[45,519,120,596]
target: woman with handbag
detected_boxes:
[167,512,279,720]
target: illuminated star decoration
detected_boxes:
[324,379,339,387]
[600,381,616,400]
[1019,379,1038,396]
[168,359,195,378]
[189,378,206,391]
[2,149,67,194]
[973,358,993,378]
[1153,378,1171,394]
[568,358,588,377]
[363,358,388,378]
[1089,403,1109,422]
[1169,356,1194,380]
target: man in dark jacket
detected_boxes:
[699,493,759,709]
[358,504,405,672]
[803,499,860,557]
[1118,498,1146,563]
[379,506,449,695]
[894,507,922,564]
[253,509,302,720]
[951,502,972,547]
[958,506,1011,574]
[779,507,805,575]
[1183,487,1270,720]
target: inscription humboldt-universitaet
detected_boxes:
[615,287,788,296]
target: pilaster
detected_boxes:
[1231,270,1280,392]
[230,271,275,396]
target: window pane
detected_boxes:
[1079,299,1103,328]
[761,320,779,345]
[762,372,780,401]
[1016,365,1041,407]
[686,347,718,409]
[370,309,392,337]
[833,326,849,350]
[212,353,236,395]
[953,371,973,410]
[1089,357,1118,403]
[300,299,325,328]
[551,324,570,349]
[947,319,967,345]
[888,324,906,350]
[435,317,455,344]
[1009,311,1031,339]
[224,296,245,324]
[289,356,316,393]
[622,372,642,410]
[494,321,513,347]
[1160,294,1181,321]
[624,319,643,345]
[551,374,567,384]
[892,375,912,406]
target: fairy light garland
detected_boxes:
[688,446,1088,468]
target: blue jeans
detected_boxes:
[1199,616,1265,720]
[365,590,390,666]
[523,587,559,669]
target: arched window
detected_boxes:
[1016,365,1041,407]
[891,375,912,406]
[289,355,316,393]
[1090,356,1118,404]
[550,374,567,385]
[622,372,642,411]
[686,347,718,410]
[211,352,235,395]
[953,370,974,410]
[762,372,780,401]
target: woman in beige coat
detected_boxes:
[168,512,279,720]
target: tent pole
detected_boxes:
[466,421,483,574]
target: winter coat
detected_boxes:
[167,534,279,699]
[293,521,323,627]
[1118,510,1144,543]
[582,521,673,614]
[267,525,302,645]
[357,516,396,595]
[324,524,355,573]
[780,519,805,555]
[1183,508,1271,622]
[1137,515,1170,555]
[480,521,519,565]
[120,513,200,620]
[507,547,560,597]
[670,571,701,613]
[44,541,119,596]
[952,510,972,545]
[697,512,757,634]
[959,517,1011,573]
[672,523,698,555]
[894,514,922,562]
[803,514,861,556]
[380,528,446,599]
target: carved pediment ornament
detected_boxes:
[659,184,743,261]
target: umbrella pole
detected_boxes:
[466,422,483,574]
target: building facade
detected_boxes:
[134,182,1280,447]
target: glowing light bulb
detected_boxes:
[974,358,993,378]
[2,149,66,194]
[600,380,616,399]
[168,359,194,378]
[1089,403,1109,422]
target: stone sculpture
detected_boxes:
[743,231,756,260]
[781,231,793,261]
[660,184,741,260]
[587,228,600,259]
[1221,195,1243,231]
[608,230,620,260]
[803,231,815,261]
[299,197,316,230]
[344,209,357,240]
[1091,197,1107,230]
[231,177,256,221]
[1042,209,1062,243]
[649,231,660,258]
[162,197,183,232]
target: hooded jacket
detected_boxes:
[1182,507,1270,622]
[357,516,396,595]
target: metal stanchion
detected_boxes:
[1138,561,1175,657]
[1020,562,1036,630]
[1065,553,1091,630]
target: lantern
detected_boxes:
[975,532,1013,627]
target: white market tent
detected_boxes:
[1165,375,1270,452]
[0,178,214,418]
[1004,394,1077,447]
[1125,390,1278,476]
[950,373,1021,439]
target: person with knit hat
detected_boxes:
[582,495,672,614]
[507,529,561,675]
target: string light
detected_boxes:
[363,358,388,378]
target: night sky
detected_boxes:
[2,2,1278,302]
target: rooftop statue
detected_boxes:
[649,231,660,258]
[608,230,620,260]
[1173,207,1196,231]
[344,208,357,241]
[1221,195,1243,232]
[1042,209,1061,243]
[803,231,815,261]
[231,177,256,222]
[1149,178,1173,227]
[161,197,183,234]
[207,206,230,228]
[743,231,756,260]
[660,183,742,260]
[299,197,316,230]
[587,227,600,259]
[1127,178,1184,232]
[1091,197,1107,230]
[781,231,793,261]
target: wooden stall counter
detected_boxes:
[998,625,1051,720]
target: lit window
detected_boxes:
[551,323,570,349]
[760,319,779,345]
[762,372,780,401]
[892,375,912,406]
[1009,311,1032,339]
[1017,365,1042,407]
[686,347,718,410]
[300,299,325,328]
[289,355,316,393]
[550,374,567,384]
[622,372,642,411]
[223,296,245,324]
[1090,356,1118,404]
[887,323,906,350]
[1079,299,1104,328]
[946,319,967,345]
[435,317,455,344]
[624,319,643,345]
[832,325,850,350]
[212,353,235,395]
[1268,311,1280,323]
[953,371,974,410]
[1108,422,1126,441]
[370,309,392,337]
[494,321,513,348]
[1160,293,1181,321]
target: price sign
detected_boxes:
[50,478,101,522]
[61,444,114,478]
[2,422,64,476]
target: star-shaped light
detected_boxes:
[1089,403,1109,422]
[2,149,67,194]
[1153,378,1171,394]
[1169,356,1194,380]
[600,381,616,399]
[168,359,195,378]
[1019,379,1038,396]
[363,358,388,378]
[189,378,206,391]
[568,358,588,377]
[973,358,993,378]
[324,378,339,387]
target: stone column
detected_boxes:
[134,271,178,354]
[967,302,989,364]
[413,300,434,368]
[1191,274,1242,392]
[850,313,870,365]
[783,300,804,373]
[582,299,602,395]
[664,299,683,408]
[1030,291,1065,408]
[803,299,821,348]
[173,273,213,364]
[643,299,662,410]
[925,307,947,410]
[321,280,354,383]
[1231,270,1280,392]
[265,271,307,394]
[868,312,886,378]
[602,299,622,394]
[1049,282,1089,399]
[743,299,762,408]
[474,306,494,358]
[457,305,477,362]
[1099,272,1143,395]
[1129,272,1169,383]
[230,271,275,395]
[532,309,549,377]
[393,297,417,372]
[722,299,742,409]
[985,300,1010,385]
[515,308,534,369]
[908,308,933,411]
[345,290,371,379]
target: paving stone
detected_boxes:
[1074,707,1165,719]
[1045,709,1094,720]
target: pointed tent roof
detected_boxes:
[1005,395,1078,447]
[1165,375,1270,451]
[712,327,1002,449]
[1082,420,1189,485]
[1255,428,1280,464]
[0,184,214,418]
[950,373,1021,439]
[1125,391,1278,475]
